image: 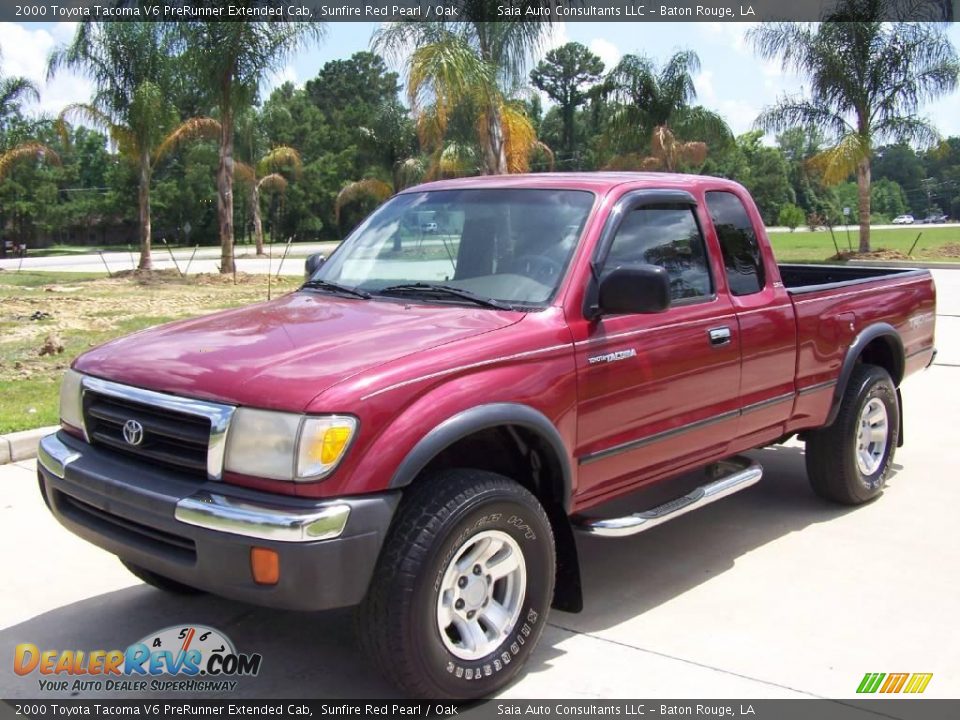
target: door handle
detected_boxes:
[708,326,732,346]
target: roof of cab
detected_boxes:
[399,171,744,195]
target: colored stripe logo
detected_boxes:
[857,672,933,694]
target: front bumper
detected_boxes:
[37,432,399,611]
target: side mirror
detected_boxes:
[304,253,326,279]
[598,264,671,315]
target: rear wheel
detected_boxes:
[358,468,555,699]
[121,560,205,595]
[805,364,899,505]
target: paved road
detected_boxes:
[2,222,959,276]
[0,241,343,276]
[1,275,958,703]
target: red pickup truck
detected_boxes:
[38,173,936,698]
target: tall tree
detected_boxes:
[530,42,604,158]
[749,4,959,251]
[606,50,731,153]
[375,7,556,175]
[177,20,324,273]
[48,23,209,269]
[0,49,58,182]
[236,146,302,255]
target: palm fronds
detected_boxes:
[153,117,221,160]
[233,160,256,184]
[807,132,870,185]
[335,178,394,222]
[0,142,60,179]
[257,145,302,177]
[257,173,288,194]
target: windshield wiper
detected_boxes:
[301,278,371,299]
[378,283,514,310]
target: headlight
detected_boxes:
[224,409,357,481]
[59,369,85,433]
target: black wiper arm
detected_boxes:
[378,283,513,310]
[301,278,371,299]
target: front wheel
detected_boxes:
[805,364,899,505]
[358,468,555,699]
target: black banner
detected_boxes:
[2,0,957,23]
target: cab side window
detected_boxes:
[604,206,712,301]
[706,191,765,296]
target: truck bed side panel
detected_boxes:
[787,272,936,432]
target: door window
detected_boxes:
[604,206,712,301]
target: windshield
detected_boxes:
[311,189,595,308]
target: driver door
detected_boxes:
[574,193,741,504]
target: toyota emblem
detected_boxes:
[122,419,144,446]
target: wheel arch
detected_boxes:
[827,322,904,427]
[388,403,583,613]
[389,403,573,507]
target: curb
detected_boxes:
[0,426,59,465]
[851,260,960,270]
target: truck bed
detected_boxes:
[778,264,928,294]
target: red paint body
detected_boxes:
[72,173,937,511]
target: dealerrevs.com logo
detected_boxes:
[14,625,262,693]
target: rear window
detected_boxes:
[706,191,765,296]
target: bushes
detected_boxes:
[778,203,805,231]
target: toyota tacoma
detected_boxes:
[37,173,937,698]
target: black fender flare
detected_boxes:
[388,402,574,512]
[827,322,904,427]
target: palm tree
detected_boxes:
[374,10,554,175]
[48,23,213,270]
[177,21,324,273]
[605,126,707,173]
[0,50,59,180]
[0,72,38,131]
[749,6,959,252]
[235,146,302,255]
[606,50,731,154]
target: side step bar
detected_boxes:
[574,456,763,538]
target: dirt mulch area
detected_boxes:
[110,268,293,286]
[0,272,283,383]
[918,242,960,259]
[830,248,911,261]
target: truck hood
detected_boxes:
[74,292,522,411]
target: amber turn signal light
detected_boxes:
[250,547,280,585]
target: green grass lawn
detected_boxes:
[0,270,287,434]
[767,225,960,263]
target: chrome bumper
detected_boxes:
[38,433,350,543]
[174,491,349,542]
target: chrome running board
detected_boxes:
[574,456,763,538]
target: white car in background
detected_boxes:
[892,214,915,224]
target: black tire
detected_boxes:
[358,468,555,699]
[805,364,899,505]
[121,560,205,595]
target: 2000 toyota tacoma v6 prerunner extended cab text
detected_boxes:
[37,173,936,698]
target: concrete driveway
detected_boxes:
[1,274,958,702]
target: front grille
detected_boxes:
[84,391,211,478]
[56,490,196,563]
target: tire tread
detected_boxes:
[358,468,553,698]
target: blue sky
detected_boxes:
[3,21,960,141]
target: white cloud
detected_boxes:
[263,63,298,95]
[539,21,569,56]
[694,70,716,104]
[696,22,757,54]
[716,99,759,136]
[0,22,92,118]
[589,38,621,70]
